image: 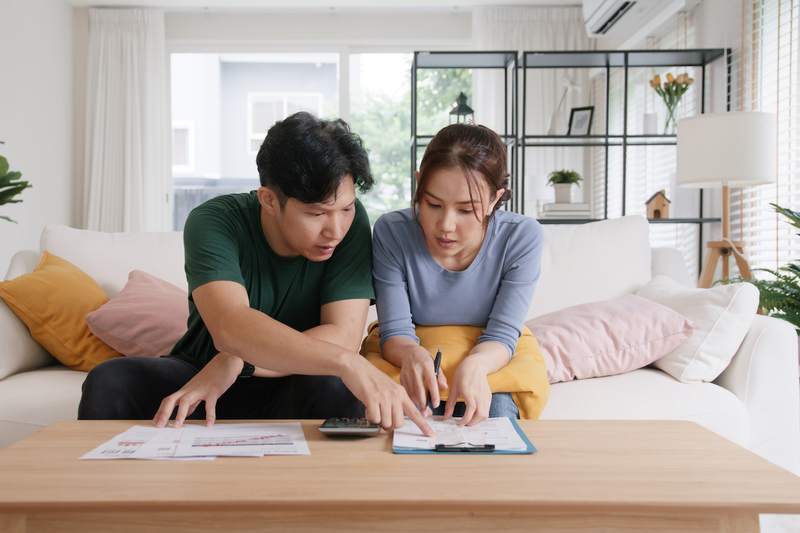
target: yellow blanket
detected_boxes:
[360,323,550,420]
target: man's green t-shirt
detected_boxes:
[170,191,375,368]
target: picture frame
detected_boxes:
[567,106,594,136]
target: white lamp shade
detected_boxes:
[677,111,777,188]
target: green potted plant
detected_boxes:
[726,203,800,334]
[0,153,32,223]
[547,169,582,204]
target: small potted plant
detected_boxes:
[547,169,582,204]
[0,153,32,223]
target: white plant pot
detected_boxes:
[554,183,573,203]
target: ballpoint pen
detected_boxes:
[427,348,442,412]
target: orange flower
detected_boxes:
[666,73,674,83]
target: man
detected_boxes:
[79,112,431,435]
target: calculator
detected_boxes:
[319,417,381,437]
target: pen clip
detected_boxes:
[433,348,442,376]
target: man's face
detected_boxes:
[273,176,357,262]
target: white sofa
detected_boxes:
[1,216,798,475]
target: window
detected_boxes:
[348,53,413,223]
[247,92,323,154]
[170,50,471,228]
[593,9,702,278]
[171,121,194,175]
[730,0,800,273]
[170,52,339,230]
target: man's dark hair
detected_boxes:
[256,112,373,205]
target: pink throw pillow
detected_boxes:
[526,294,693,384]
[86,270,189,357]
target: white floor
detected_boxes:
[762,514,800,532]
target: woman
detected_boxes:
[366,123,549,426]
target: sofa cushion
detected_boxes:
[0,366,86,447]
[531,216,651,318]
[0,252,120,372]
[541,368,750,448]
[637,275,759,383]
[40,225,186,297]
[86,270,189,357]
[527,294,693,383]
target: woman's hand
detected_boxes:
[153,352,244,428]
[444,356,492,426]
[398,346,448,414]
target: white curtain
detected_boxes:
[84,8,170,232]
[473,7,592,215]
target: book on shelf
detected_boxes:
[540,214,593,219]
[542,202,589,211]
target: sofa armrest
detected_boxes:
[4,249,41,280]
[0,250,55,380]
[651,247,693,287]
[714,314,800,474]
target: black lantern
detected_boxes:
[449,92,474,124]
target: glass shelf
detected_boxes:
[538,217,721,225]
[416,51,516,69]
[522,49,726,69]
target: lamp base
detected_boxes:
[698,240,752,288]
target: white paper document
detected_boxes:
[393,416,529,452]
[81,423,309,460]
[173,423,310,457]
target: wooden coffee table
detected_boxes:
[0,420,798,532]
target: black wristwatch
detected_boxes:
[238,361,255,379]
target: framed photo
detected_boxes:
[567,106,594,136]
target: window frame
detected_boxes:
[171,120,195,175]
[246,91,324,155]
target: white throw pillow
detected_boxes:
[636,275,759,383]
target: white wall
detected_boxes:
[165,10,472,49]
[0,0,74,275]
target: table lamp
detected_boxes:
[677,111,777,288]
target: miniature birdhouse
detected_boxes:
[646,190,671,219]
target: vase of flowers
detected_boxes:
[649,72,694,135]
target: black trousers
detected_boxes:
[77,356,364,421]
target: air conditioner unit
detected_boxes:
[583,0,686,46]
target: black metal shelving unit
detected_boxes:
[410,51,519,210]
[519,48,729,265]
[410,48,731,266]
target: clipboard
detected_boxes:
[392,417,537,455]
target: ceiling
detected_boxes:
[67,0,580,10]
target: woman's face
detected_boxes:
[417,166,503,270]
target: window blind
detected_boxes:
[590,8,701,278]
[730,0,800,273]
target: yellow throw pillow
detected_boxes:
[0,252,120,371]
[361,323,550,420]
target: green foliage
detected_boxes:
[547,169,583,187]
[416,69,473,136]
[0,155,32,224]
[725,202,800,334]
[349,91,412,223]
[352,66,472,223]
